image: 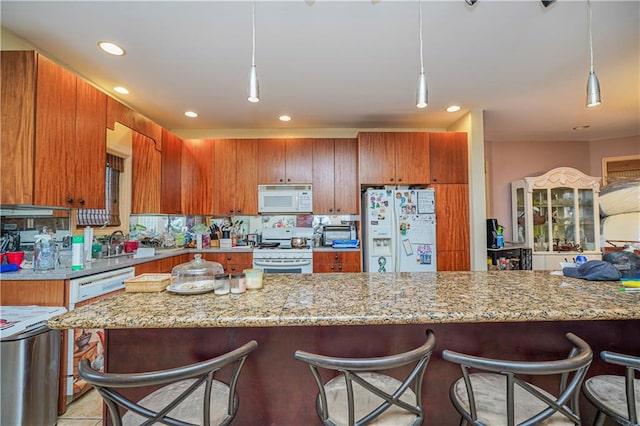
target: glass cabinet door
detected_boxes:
[551,187,574,250]
[515,187,526,243]
[578,189,595,251]
[532,188,548,251]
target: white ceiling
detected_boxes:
[1,0,639,142]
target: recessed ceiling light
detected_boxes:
[446,105,461,113]
[184,111,198,118]
[573,125,590,130]
[113,86,129,95]
[279,115,292,122]
[98,41,125,56]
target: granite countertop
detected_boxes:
[48,271,639,330]
[1,246,360,280]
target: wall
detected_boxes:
[588,134,640,177]
[486,135,639,240]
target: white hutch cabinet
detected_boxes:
[511,167,601,270]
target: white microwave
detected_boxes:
[258,184,313,214]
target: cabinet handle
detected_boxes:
[236,209,241,213]
[338,264,343,270]
[78,199,85,205]
[279,178,284,183]
[432,178,438,182]
[287,178,291,182]
[334,255,339,260]
[230,266,236,271]
[229,208,234,213]
[329,208,333,213]
[226,256,231,261]
[66,197,74,204]
[336,208,341,213]
[390,178,394,182]
[330,265,335,270]
[398,178,402,182]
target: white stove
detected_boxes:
[252,228,313,273]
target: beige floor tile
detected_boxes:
[56,419,102,426]
[59,388,102,419]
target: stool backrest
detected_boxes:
[294,329,436,426]
[601,350,640,423]
[78,340,257,426]
[442,332,592,426]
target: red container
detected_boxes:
[124,241,139,253]
[6,251,24,267]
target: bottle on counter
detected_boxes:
[71,235,84,271]
[33,233,58,272]
[230,273,246,294]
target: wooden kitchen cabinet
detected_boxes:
[1,51,106,208]
[161,129,183,214]
[134,254,190,274]
[181,139,215,215]
[202,252,252,274]
[132,131,161,213]
[257,138,312,184]
[212,139,258,215]
[312,138,359,214]
[433,183,470,271]
[313,251,361,273]
[429,132,468,184]
[358,132,430,185]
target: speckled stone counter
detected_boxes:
[48,271,638,330]
[55,271,638,426]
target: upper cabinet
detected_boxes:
[161,129,182,215]
[257,138,313,184]
[511,167,601,255]
[132,132,161,214]
[212,139,258,215]
[181,139,214,215]
[313,138,359,214]
[429,132,468,184]
[1,51,106,208]
[358,132,430,185]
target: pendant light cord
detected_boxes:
[252,1,256,67]
[419,0,424,74]
[588,0,594,73]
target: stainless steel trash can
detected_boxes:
[1,326,61,426]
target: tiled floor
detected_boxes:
[57,389,102,426]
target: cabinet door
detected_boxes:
[181,139,214,215]
[212,139,237,214]
[285,138,313,183]
[433,183,470,271]
[132,132,161,213]
[1,51,36,205]
[358,132,396,185]
[75,78,107,209]
[334,138,359,214]
[395,132,430,184]
[312,139,335,214]
[161,129,182,214]
[429,132,468,184]
[34,54,77,207]
[235,139,258,214]
[257,138,286,183]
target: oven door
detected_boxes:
[252,258,313,274]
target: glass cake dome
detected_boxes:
[170,254,224,287]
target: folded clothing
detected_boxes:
[0,264,20,273]
[563,260,621,281]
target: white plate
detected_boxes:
[166,282,215,295]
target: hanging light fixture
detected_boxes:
[416,0,428,108]
[586,0,601,107]
[248,1,259,103]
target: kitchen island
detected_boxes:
[49,271,640,425]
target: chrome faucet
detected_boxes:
[107,230,125,256]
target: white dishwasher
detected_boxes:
[66,267,135,404]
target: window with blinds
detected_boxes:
[77,154,124,226]
[602,155,640,186]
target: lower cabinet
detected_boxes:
[201,252,252,274]
[313,251,361,273]
[134,255,190,274]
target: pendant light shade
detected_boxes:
[585,0,601,107]
[416,0,428,108]
[247,1,259,103]
[416,72,428,109]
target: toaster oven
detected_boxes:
[322,225,357,247]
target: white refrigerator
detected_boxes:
[362,187,436,272]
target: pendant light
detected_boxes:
[586,0,601,107]
[416,0,428,108]
[248,1,259,103]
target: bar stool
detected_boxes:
[442,332,592,425]
[294,329,436,426]
[78,340,257,426]
[582,351,640,425]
